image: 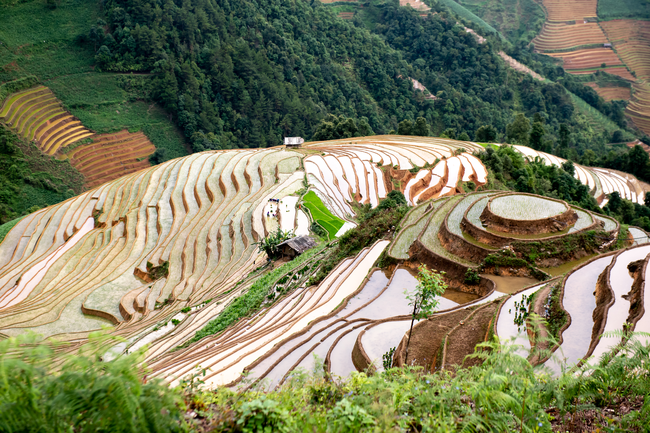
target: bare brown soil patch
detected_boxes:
[548,395,644,432]
[394,308,472,370]
[443,301,499,368]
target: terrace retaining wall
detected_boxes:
[438,213,493,263]
[481,193,578,235]
[407,239,493,296]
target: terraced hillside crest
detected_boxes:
[0,136,648,389]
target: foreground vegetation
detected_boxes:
[2,330,650,432]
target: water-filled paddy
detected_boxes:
[481,275,540,294]
[545,255,613,374]
[490,194,567,220]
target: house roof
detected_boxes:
[278,236,317,253]
[284,137,304,145]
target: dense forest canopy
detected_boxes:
[90,0,634,155]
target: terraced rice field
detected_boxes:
[490,194,567,220]
[0,135,493,385]
[597,20,650,134]
[585,82,631,101]
[2,135,649,388]
[305,136,487,207]
[0,86,94,155]
[533,22,608,51]
[65,130,156,188]
[539,0,597,21]
[0,148,308,344]
[0,85,157,187]
[547,48,626,72]
[150,240,390,387]
[507,144,647,206]
[600,20,650,80]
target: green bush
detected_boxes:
[327,399,375,432]
[464,268,480,285]
[237,397,291,433]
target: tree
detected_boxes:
[627,145,650,178]
[404,265,447,364]
[412,117,430,136]
[475,125,497,142]
[256,227,293,260]
[611,130,625,143]
[358,118,374,137]
[558,123,570,149]
[441,128,456,139]
[398,119,413,135]
[529,122,545,150]
[506,113,530,145]
[312,115,368,141]
[645,191,650,208]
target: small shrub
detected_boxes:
[464,268,480,285]
[327,398,376,432]
[237,397,290,433]
[310,221,328,239]
[382,347,396,370]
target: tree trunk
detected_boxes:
[404,301,418,365]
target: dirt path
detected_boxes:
[498,51,545,82]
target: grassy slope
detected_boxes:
[454,0,544,42]
[0,0,188,160]
[598,0,650,20]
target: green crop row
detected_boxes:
[302,191,345,239]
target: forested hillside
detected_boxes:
[92,0,634,153]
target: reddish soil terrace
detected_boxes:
[539,0,597,22]
[585,82,631,101]
[66,130,155,188]
[533,22,608,52]
[547,47,625,71]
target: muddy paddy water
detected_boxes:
[403,267,480,306]
[540,253,599,277]
[481,275,539,294]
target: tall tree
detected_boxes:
[529,122,546,150]
[506,114,531,145]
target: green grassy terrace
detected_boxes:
[302,191,345,239]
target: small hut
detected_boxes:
[278,236,317,259]
[284,137,304,148]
